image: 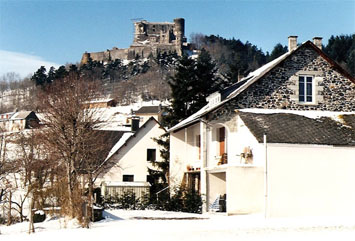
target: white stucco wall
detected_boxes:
[226,166,264,215]
[97,120,165,185]
[0,119,26,132]
[231,116,264,166]
[170,123,201,187]
[266,144,355,217]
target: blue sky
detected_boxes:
[0,0,354,77]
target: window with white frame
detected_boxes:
[298,75,313,103]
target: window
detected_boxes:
[147,149,156,162]
[299,76,313,103]
[123,175,134,182]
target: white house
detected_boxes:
[96,117,166,199]
[169,36,355,217]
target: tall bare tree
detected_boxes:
[38,73,113,223]
[11,130,54,233]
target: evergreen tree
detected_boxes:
[47,67,56,84]
[193,49,221,110]
[55,66,68,80]
[200,35,267,81]
[31,66,48,86]
[164,51,220,127]
[268,43,288,62]
[148,134,170,202]
[69,64,78,73]
[324,34,355,76]
[164,55,196,127]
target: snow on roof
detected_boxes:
[10,111,32,120]
[238,108,355,120]
[222,48,293,101]
[104,132,134,162]
[86,98,115,104]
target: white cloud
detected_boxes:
[0,50,60,78]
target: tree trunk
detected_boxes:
[67,164,74,218]
[7,191,12,226]
[89,173,94,223]
[28,195,35,234]
[20,205,23,222]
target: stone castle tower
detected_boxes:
[81,18,187,65]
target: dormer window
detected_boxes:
[206,92,221,108]
[298,75,313,103]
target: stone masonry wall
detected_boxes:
[210,45,355,122]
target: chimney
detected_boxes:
[131,116,140,132]
[288,36,298,52]
[312,37,323,50]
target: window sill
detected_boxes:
[298,101,318,106]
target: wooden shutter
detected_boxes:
[219,127,225,155]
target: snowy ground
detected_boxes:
[1,209,355,241]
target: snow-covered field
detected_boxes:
[1,209,355,241]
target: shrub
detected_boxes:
[103,190,149,210]
[33,211,46,223]
[101,185,202,214]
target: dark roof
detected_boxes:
[135,106,161,114]
[239,112,355,146]
[220,79,248,101]
[94,130,125,152]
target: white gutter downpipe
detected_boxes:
[264,133,269,218]
[200,120,207,213]
[184,128,187,161]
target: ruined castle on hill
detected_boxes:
[81,18,187,64]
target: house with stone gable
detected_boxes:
[168,36,355,217]
[95,117,166,200]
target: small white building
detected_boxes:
[0,111,40,132]
[96,117,166,199]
